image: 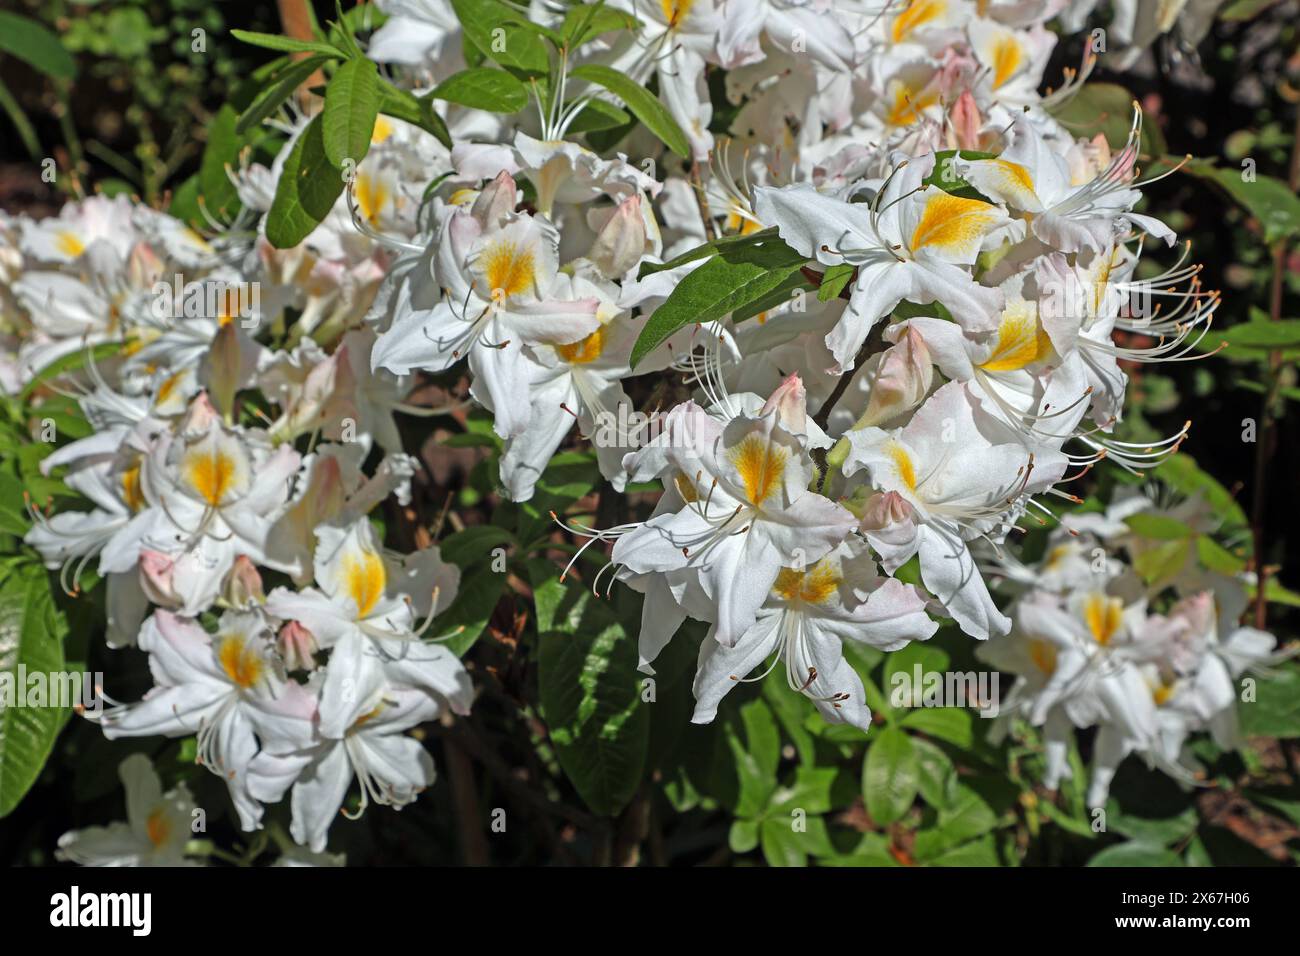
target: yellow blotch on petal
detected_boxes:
[1152,680,1176,707]
[217,635,265,689]
[56,231,85,258]
[887,441,918,491]
[344,548,386,618]
[672,470,700,504]
[729,434,788,507]
[482,238,537,300]
[1083,592,1124,646]
[885,83,939,128]
[120,464,145,513]
[909,193,999,255]
[371,116,394,144]
[183,445,240,507]
[990,35,1023,89]
[772,560,841,605]
[355,172,389,226]
[978,304,1052,372]
[145,808,171,848]
[556,325,607,365]
[891,0,946,43]
[661,0,694,28]
[1028,639,1057,676]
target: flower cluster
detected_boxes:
[0,0,1252,860]
[977,489,1285,807]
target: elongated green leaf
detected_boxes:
[561,3,636,46]
[630,234,807,367]
[565,98,632,134]
[199,104,248,224]
[570,64,690,157]
[266,114,346,249]
[1155,453,1248,529]
[638,227,780,277]
[0,561,71,817]
[236,55,331,135]
[0,12,76,81]
[817,263,855,301]
[432,67,528,113]
[1183,160,1300,245]
[862,726,918,825]
[1087,842,1184,867]
[377,83,453,149]
[323,57,380,168]
[530,562,650,817]
[230,29,343,58]
[450,0,549,74]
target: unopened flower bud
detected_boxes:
[139,549,182,607]
[859,491,914,532]
[859,328,932,427]
[223,555,265,609]
[761,372,808,434]
[589,194,647,279]
[471,170,518,228]
[278,620,319,672]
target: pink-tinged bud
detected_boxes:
[223,555,265,608]
[139,550,181,607]
[127,242,164,289]
[279,620,319,672]
[180,391,220,436]
[589,194,647,279]
[860,329,932,427]
[859,491,914,532]
[471,170,518,228]
[1171,591,1215,639]
[950,91,983,151]
[761,373,808,434]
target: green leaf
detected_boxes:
[862,726,918,825]
[570,64,691,158]
[1086,842,1184,867]
[322,57,380,168]
[450,0,549,74]
[1124,512,1192,541]
[1049,83,1166,157]
[817,263,855,301]
[1183,160,1300,245]
[530,562,649,817]
[199,105,249,225]
[230,29,343,58]
[923,149,996,200]
[432,67,529,113]
[1154,453,1248,529]
[912,737,958,810]
[19,342,125,402]
[0,561,72,817]
[561,4,637,46]
[1132,537,1192,588]
[237,56,332,135]
[266,114,346,249]
[900,707,974,749]
[1195,535,1246,575]
[630,234,806,367]
[377,84,452,149]
[637,228,779,277]
[1239,663,1300,739]
[565,98,632,134]
[0,13,77,81]
[913,783,997,861]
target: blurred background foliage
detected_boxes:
[0,0,1299,867]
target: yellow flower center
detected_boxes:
[217,635,265,689]
[729,434,788,507]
